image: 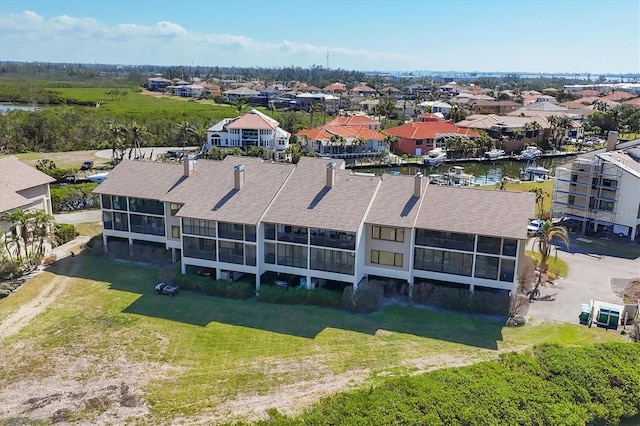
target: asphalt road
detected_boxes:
[94,146,199,160]
[54,210,101,225]
[526,237,640,323]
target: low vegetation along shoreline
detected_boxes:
[0,248,637,425]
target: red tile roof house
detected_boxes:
[384,121,479,156]
[93,156,535,302]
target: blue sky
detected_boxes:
[1,0,638,74]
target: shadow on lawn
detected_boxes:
[60,255,505,350]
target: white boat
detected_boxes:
[422,148,447,166]
[484,149,505,159]
[520,145,542,160]
[521,161,550,181]
[440,166,478,186]
[87,172,109,183]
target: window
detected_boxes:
[245,244,256,266]
[277,225,308,244]
[502,239,517,257]
[475,255,499,280]
[103,211,113,230]
[598,200,614,211]
[264,223,276,240]
[476,236,501,255]
[218,222,244,240]
[112,195,127,211]
[171,226,180,238]
[170,203,183,216]
[182,218,216,237]
[219,241,244,264]
[415,229,474,252]
[413,248,473,276]
[277,243,307,268]
[264,242,276,264]
[500,259,515,282]
[371,250,403,267]
[113,212,128,231]
[372,226,404,242]
[601,179,616,189]
[570,173,578,182]
[129,197,164,215]
[416,139,423,146]
[183,236,216,260]
[245,225,257,242]
[310,228,356,250]
[101,195,112,209]
[568,195,575,205]
[129,214,165,236]
[310,248,355,274]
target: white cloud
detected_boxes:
[0,10,418,69]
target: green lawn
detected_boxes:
[0,254,625,423]
[479,180,554,216]
[526,250,569,277]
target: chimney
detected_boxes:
[325,162,336,188]
[234,164,245,190]
[605,130,618,152]
[414,172,423,197]
[183,155,194,177]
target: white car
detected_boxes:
[527,219,544,236]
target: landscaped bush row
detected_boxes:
[412,282,510,315]
[255,343,640,426]
[172,274,254,300]
[257,286,343,309]
[50,183,99,212]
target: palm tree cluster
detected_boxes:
[528,220,570,301]
[1,209,56,270]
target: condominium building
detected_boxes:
[552,136,640,241]
[93,156,535,296]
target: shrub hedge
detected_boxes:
[254,343,640,426]
[55,223,78,245]
[257,286,342,308]
[172,274,254,300]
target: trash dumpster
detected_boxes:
[579,303,591,324]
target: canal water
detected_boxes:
[0,104,42,114]
[359,157,571,186]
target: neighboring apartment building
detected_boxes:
[0,156,55,234]
[203,109,291,161]
[93,156,535,297]
[552,136,640,241]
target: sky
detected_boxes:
[0,0,638,74]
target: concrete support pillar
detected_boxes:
[181,263,186,274]
[408,279,414,299]
[306,275,313,289]
[631,225,637,242]
[255,273,261,291]
[469,283,475,293]
[102,234,108,252]
[128,238,134,257]
[216,269,223,280]
[171,247,176,263]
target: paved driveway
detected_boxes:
[527,237,640,323]
[54,210,101,225]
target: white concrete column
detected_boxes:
[306,274,313,289]
[216,269,223,280]
[255,273,261,290]
[102,234,108,252]
[181,263,186,274]
[171,247,176,262]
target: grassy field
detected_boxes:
[0,251,625,424]
[478,180,554,216]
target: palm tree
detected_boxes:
[1,209,31,262]
[329,134,346,155]
[529,220,569,301]
[32,211,55,256]
[495,177,508,190]
[529,186,549,218]
[382,132,399,154]
[177,121,197,154]
[234,99,247,116]
[352,136,366,154]
[108,122,127,164]
[128,122,151,160]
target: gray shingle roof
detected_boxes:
[415,185,535,240]
[167,157,295,225]
[0,156,55,213]
[262,157,380,232]
[92,160,185,200]
[366,173,427,228]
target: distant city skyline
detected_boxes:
[1,0,638,75]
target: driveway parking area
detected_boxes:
[526,236,640,324]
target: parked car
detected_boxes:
[154,281,179,296]
[80,160,94,171]
[527,219,544,236]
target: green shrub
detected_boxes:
[433,284,470,310]
[55,223,78,245]
[305,287,343,308]
[256,286,343,308]
[342,281,384,313]
[264,343,640,426]
[0,258,22,280]
[411,281,435,304]
[50,183,99,212]
[172,274,253,300]
[469,288,510,315]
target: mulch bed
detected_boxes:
[623,279,640,303]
